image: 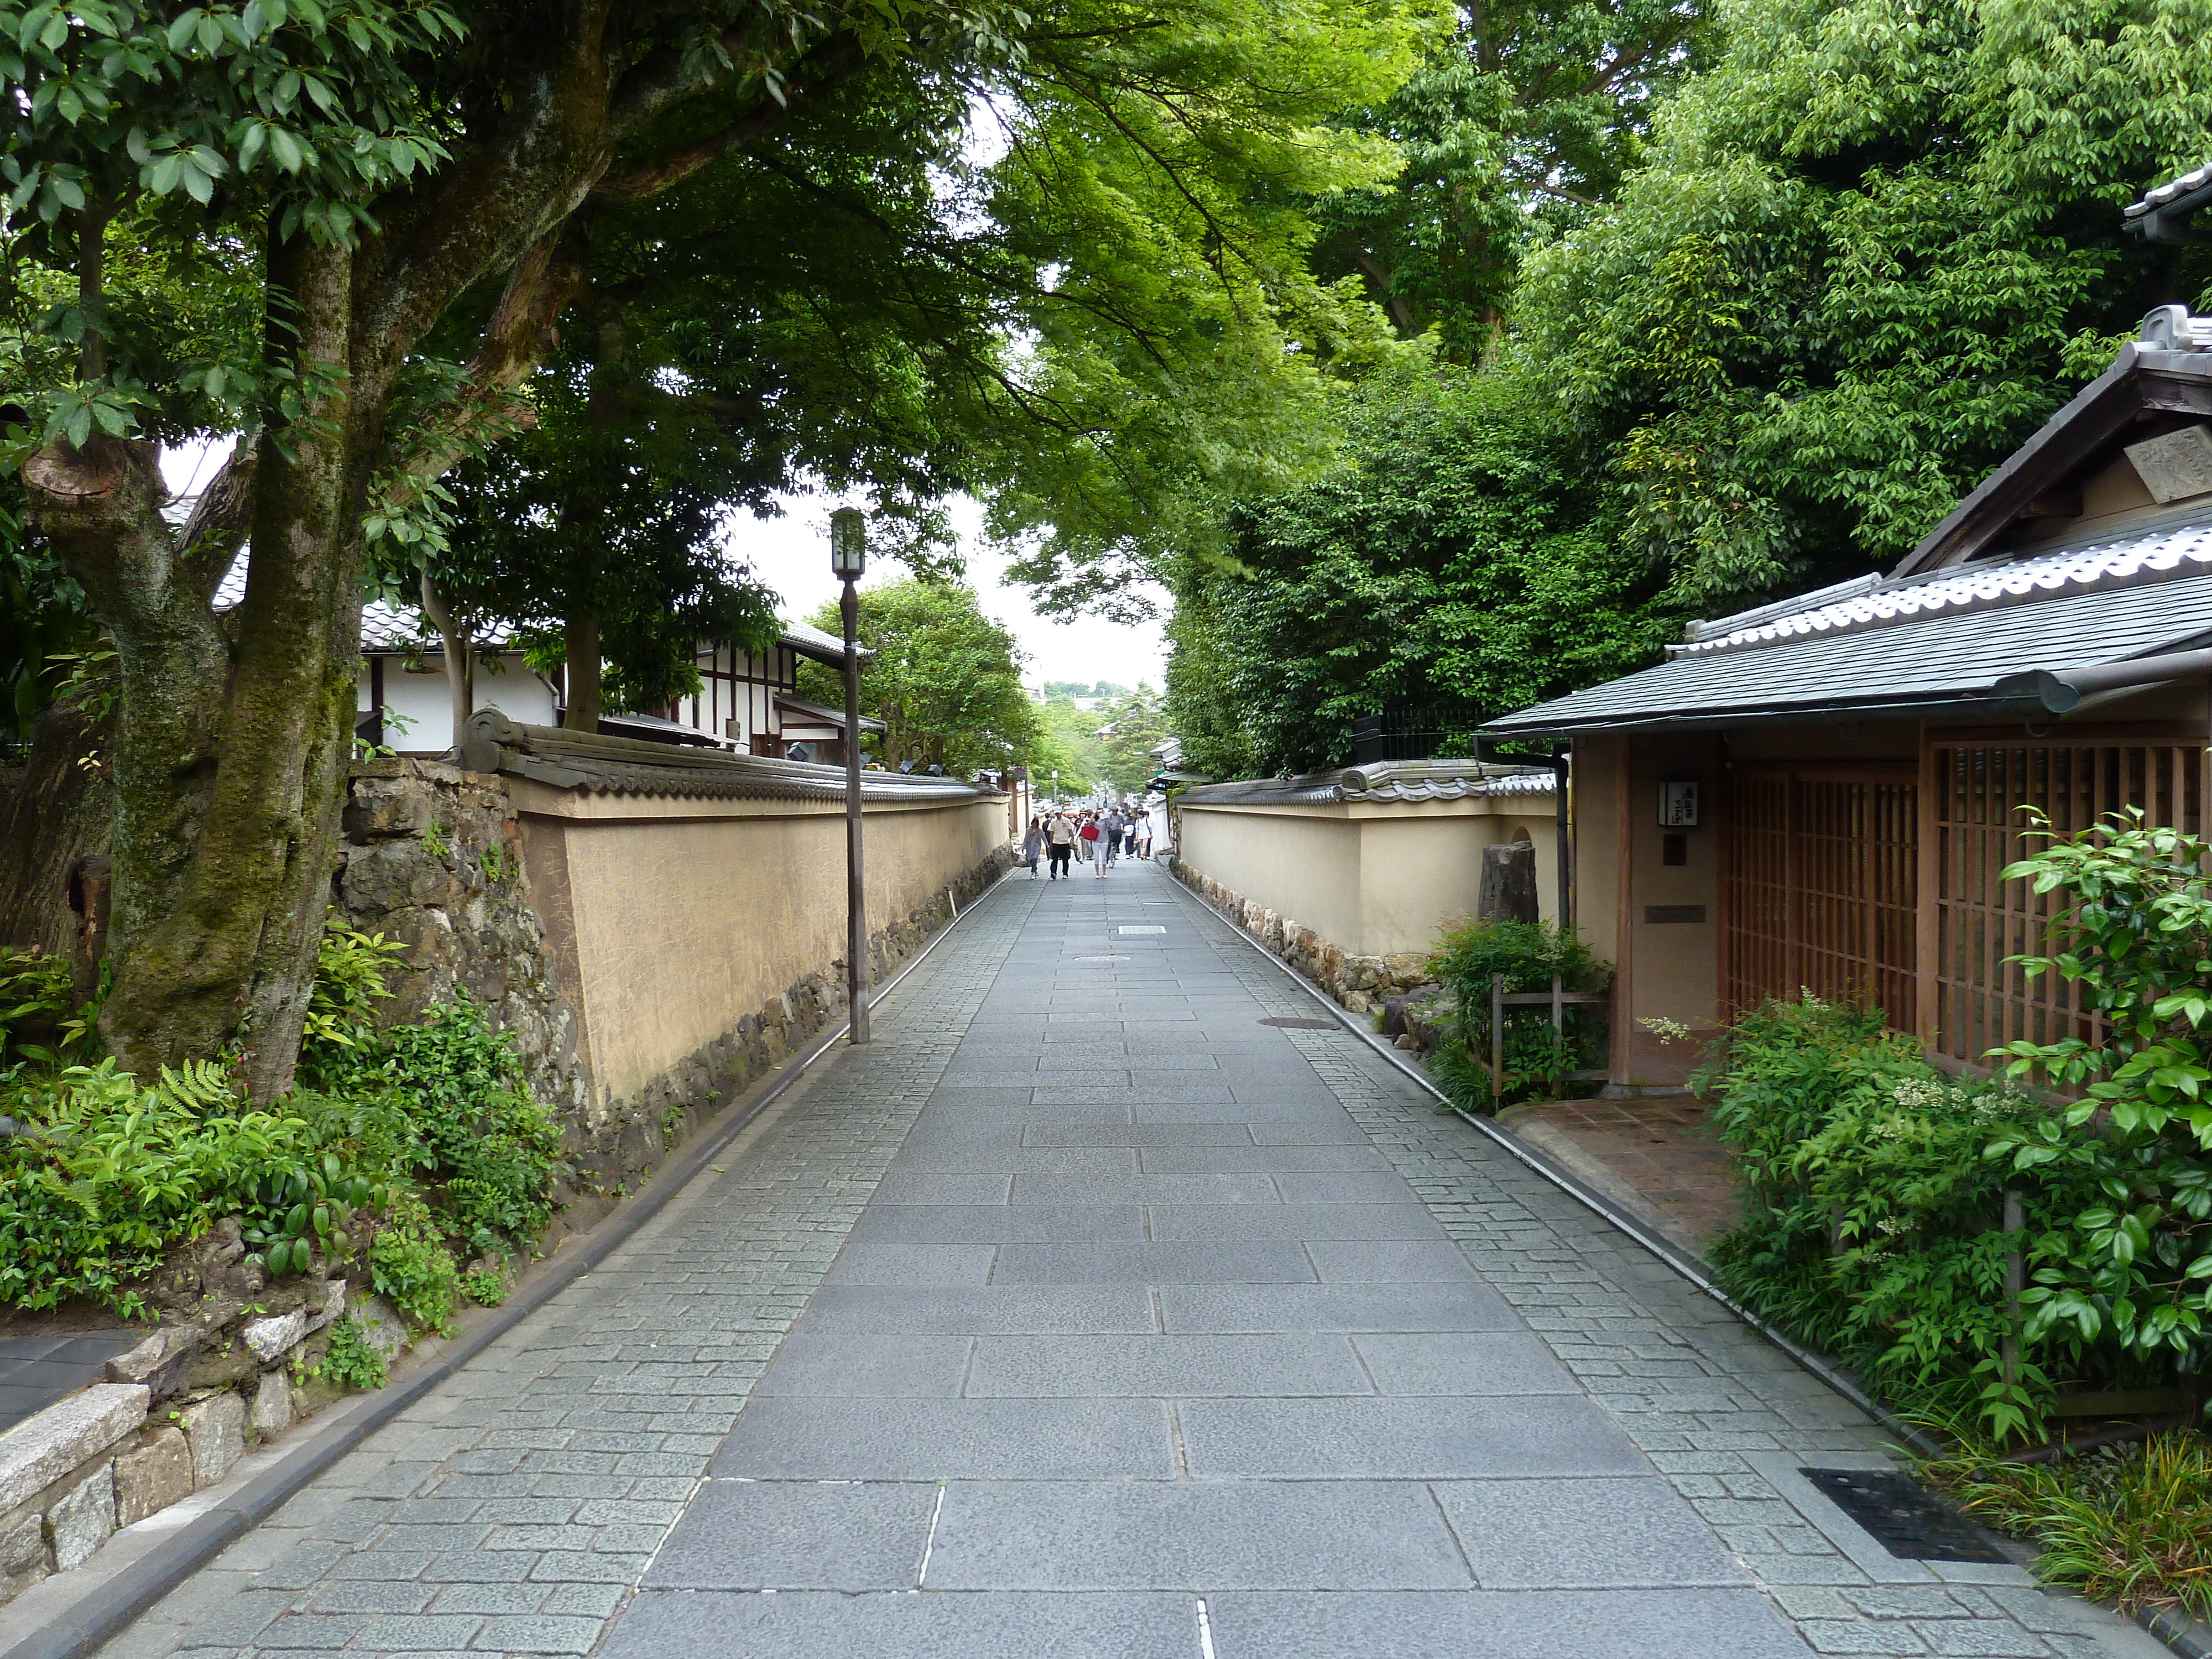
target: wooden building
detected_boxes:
[210,552,871,760]
[1488,305,2212,1090]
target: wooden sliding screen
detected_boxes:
[1926,734,2205,1067]
[1723,765,1919,1024]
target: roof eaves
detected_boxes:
[1486,688,2049,738]
[457,711,974,804]
[774,692,888,734]
[778,618,872,666]
[2127,164,2212,242]
[1894,337,2212,576]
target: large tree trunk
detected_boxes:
[563,608,601,731]
[24,241,364,1096]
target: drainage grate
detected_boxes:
[1072,956,1132,964]
[1118,926,1167,936]
[1259,1016,1338,1030]
[1799,1468,2011,1563]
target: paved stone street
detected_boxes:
[97,865,2167,1659]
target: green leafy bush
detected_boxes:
[1986,812,2212,1386]
[1701,994,2056,1437]
[368,1192,460,1334]
[461,1266,508,1306]
[238,1155,384,1279]
[311,1314,390,1391]
[0,912,562,1325]
[0,1060,379,1315]
[301,924,406,1057]
[1709,810,2212,1444]
[0,948,87,1066]
[1426,919,1609,1110]
[311,994,561,1259]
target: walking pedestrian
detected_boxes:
[1047,811,1075,879]
[1123,815,1139,858]
[1138,813,1154,860]
[1079,812,1103,875]
[1021,816,1043,878]
[1100,807,1122,867]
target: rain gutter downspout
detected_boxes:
[1993,647,2212,712]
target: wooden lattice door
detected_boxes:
[1724,766,1919,1024]
[1926,735,2205,1066]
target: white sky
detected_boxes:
[728,493,1168,692]
[163,443,1168,692]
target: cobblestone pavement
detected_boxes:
[96,864,2168,1659]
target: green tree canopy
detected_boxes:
[800,578,1040,776]
[1095,687,1169,793]
[1166,358,1669,776]
[1313,0,1713,361]
[3,0,1444,1088]
[1508,0,2212,603]
[1161,0,2212,782]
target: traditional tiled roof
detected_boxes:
[455,712,986,802]
[1180,760,1554,807]
[774,693,887,735]
[778,617,870,665]
[1486,520,2212,735]
[2127,163,2212,222]
[1673,515,2212,659]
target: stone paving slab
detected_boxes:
[88,864,2177,1659]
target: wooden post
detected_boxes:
[1489,972,1505,1107]
[2002,1188,2025,1389]
[1553,750,1573,935]
[1610,735,1635,1088]
[1916,723,1940,1046]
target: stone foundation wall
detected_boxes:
[1169,858,1437,1016]
[0,1266,409,1607]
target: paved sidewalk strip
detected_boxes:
[91,865,2168,1659]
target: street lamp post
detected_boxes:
[831,508,870,1045]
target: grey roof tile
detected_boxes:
[1181,761,1553,806]
[1488,570,2212,734]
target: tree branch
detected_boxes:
[1354,250,1418,332]
[1530,179,1599,208]
[378,226,591,507]
[604,9,794,142]
[593,33,867,203]
[178,441,260,603]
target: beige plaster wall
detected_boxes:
[1177,807,1365,950]
[520,792,1005,1106]
[1573,733,1725,1087]
[1176,797,1557,959]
